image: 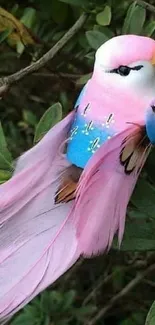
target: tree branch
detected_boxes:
[128,0,155,14]
[33,72,81,80]
[87,263,155,325]
[83,258,147,306]
[0,13,88,95]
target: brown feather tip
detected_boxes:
[55,165,82,204]
[55,178,77,204]
[120,126,150,174]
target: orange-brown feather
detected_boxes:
[55,165,82,204]
[120,126,150,174]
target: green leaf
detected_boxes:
[112,266,125,291]
[62,290,76,311]
[96,6,112,26]
[11,310,37,325]
[128,209,148,220]
[0,28,12,44]
[119,238,155,252]
[122,1,137,34]
[76,73,92,85]
[51,0,68,24]
[86,30,108,49]
[34,102,62,143]
[0,122,12,169]
[52,30,65,42]
[145,301,155,325]
[73,305,96,321]
[17,7,37,55]
[20,7,37,29]
[63,38,77,53]
[131,178,155,219]
[16,42,25,55]
[60,0,88,6]
[59,92,69,114]
[143,21,155,37]
[85,51,95,61]
[128,5,146,35]
[23,110,38,127]
[117,218,155,251]
[94,25,114,38]
[78,33,90,50]
[132,312,145,324]
[40,291,53,315]
[120,312,145,325]
[120,319,135,325]
[0,169,12,182]
[145,148,155,183]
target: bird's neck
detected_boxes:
[91,70,143,107]
[80,70,147,131]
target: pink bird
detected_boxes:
[1,34,155,321]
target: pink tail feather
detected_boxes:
[0,112,80,321]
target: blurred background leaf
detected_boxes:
[145,301,155,325]
[34,102,62,143]
[96,6,112,26]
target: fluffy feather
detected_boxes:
[55,165,82,204]
[71,125,150,257]
[0,112,80,321]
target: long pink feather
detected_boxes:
[0,112,80,321]
[72,125,149,257]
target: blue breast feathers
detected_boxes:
[67,82,116,168]
[66,113,115,168]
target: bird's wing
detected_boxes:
[72,124,150,257]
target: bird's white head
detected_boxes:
[94,35,155,101]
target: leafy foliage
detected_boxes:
[34,102,62,143]
[11,290,95,325]
[1,0,155,324]
[145,301,155,325]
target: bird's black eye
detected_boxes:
[108,64,143,76]
[108,65,131,76]
[117,65,131,76]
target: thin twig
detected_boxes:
[33,72,81,79]
[128,0,155,14]
[83,272,115,306]
[0,71,82,79]
[0,13,88,94]
[143,279,155,288]
[87,263,155,325]
[83,259,147,306]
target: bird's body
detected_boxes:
[1,34,155,321]
[67,73,148,168]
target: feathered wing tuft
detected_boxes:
[72,124,151,257]
[0,112,80,321]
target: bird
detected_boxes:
[1,34,155,321]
